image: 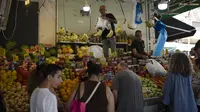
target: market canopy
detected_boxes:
[158,0,200,19]
[155,17,196,41]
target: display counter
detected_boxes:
[144,97,162,112]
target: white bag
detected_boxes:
[95,17,111,30]
[146,59,166,76]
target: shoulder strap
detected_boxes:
[85,82,101,104]
[73,83,81,100]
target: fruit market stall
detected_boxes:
[0,41,168,112]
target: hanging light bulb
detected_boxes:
[83,0,90,12]
[25,0,30,5]
[158,1,168,10]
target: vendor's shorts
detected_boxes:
[102,38,116,58]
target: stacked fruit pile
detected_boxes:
[57,27,89,42]
[3,83,29,112]
[150,76,166,89]
[58,78,79,102]
[140,77,162,98]
[0,56,9,70]
[77,46,89,58]
[0,70,17,91]
[45,57,59,64]
[57,45,74,55]
[61,68,75,80]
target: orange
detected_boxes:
[67,84,72,88]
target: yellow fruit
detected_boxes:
[58,49,62,54]
[63,48,68,54]
[68,48,74,54]
[63,95,68,102]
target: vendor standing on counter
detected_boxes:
[98,5,117,58]
[131,30,148,59]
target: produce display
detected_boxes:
[0,40,168,111]
[140,77,162,98]
[3,84,29,112]
[58,78,79,102]
[57,28,89,42]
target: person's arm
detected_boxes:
[112,89,118,105]
[103,13,117,24]
[106,86,115,112]
[50,88,65,111]
[132,48,147,59]
[163,73,172,105]
[111,75,119,105]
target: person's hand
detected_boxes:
[142,55,148,59]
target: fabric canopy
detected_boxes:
[155,17,196,41]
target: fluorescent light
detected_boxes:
[83,6,90,11]
[83,0,90,11]
[158,2,168,10]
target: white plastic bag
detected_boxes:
[146,59,166,76]
[95,17,111,30]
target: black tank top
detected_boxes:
[80,80,108,112]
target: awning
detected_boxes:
[159,0,200,19]
[155,17,196,41]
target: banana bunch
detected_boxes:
[145,21,154,28]
[70,33,79,42]
[106,30,114,38]
[80,33,89,42]
[94,30,102,37]
[57,27,66,35]
[115,26,123,34]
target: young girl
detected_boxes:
[163,53,198,112]
[30,64,63,112]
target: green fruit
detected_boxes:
[44,51,51,57]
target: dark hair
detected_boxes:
[28,64,62,96]
[135,30,141,37]
[87,61,93,75]
[194,40,200,51]
[169,53,193,77]
[87,63,102,77]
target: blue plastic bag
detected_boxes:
[135,2,142,24]
[153,21,168,56]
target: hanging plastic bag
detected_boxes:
[135,2,142,24]
[95,17,111,30]
[153,21,168,56]
[146,59,166,76]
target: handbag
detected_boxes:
[70,82,101,112]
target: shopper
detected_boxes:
[97,5,117,58]
[193,40,200,111]
[30,64,63,112]
[111,62,144,112]
[67,63,115,112]
[163,53,198,112]
[131,30,148,59]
